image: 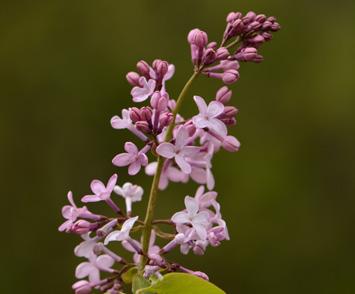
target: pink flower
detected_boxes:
[171,196,210,240]
[112,142,148,175]
[194,186,218,209]
[131,77,156,102]
[156,127,200,174]
[192,96,227,136]
[104,216,138,244]
[75,254,115,283]
[111,109,132,129]
[59,192,96,232]
[81,174,117,203]
[114,182,144,214]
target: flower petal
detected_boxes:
[124,142,138,154]
[90,180,106,195]
[184,196,199,216]
[171,211,190,224]
[175,155,191,174]
[193,96,208,114]
[106,174,118,192]
[193,223,207,240]
[111,115,130,129]
[145,162,157,175]
[96,255,115,271]
[75,262,95,279]
[156,143,175,159]
[81,195,102,203]
[128,161,141,175]
[104,230,122,245]
[207,101,224,117]
[175,127,189,149]
[192,116,209,129]
[112,153,134,167]
[121,216,138,232]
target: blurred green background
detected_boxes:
[1,0,355,293]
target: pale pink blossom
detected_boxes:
[75,254,115,283]
[156,127,200,174]
[104,216,138,245]
[112,142,148,175]
[192,96,227,136]
[131,77,156,102]
[171,196,209,240]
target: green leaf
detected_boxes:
[122,267,138,284]
[136,273,226,294]
[132,274,151,293]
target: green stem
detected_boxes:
[225,36,241,50]
[139,71,199,271]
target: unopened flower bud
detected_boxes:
[153,59,169,77]
[187,29,208,47]
[135,121,151,133]
[215,86,232,104]
[207,42,217,50]
[226,11,242,23]
[250,34,265,44]
[72,220,92,234]
[231,18,244,34]
[271,22,281,31]
[158,112,173,128]
[223,106,238,117]
[136,60,150,77]
[202,48,216,65]
[73,281,92,294]
[141,107,152,122]
[247,21,262,31]
[129,107,141,123]
[215,47,229,60]
[222,69,239,84]
[126,71,140,86]
[243,11,256,24]
[255,14,267,23]
[151,92,168,111]
[222,135,240,152]
[235,47,263,63]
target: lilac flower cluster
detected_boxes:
[59,10,279,293]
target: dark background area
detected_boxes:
[1,1,354,293]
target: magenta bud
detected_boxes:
[262,32,273,41]
[231,18,244,34]
[215,47,229,60]
[153,59,169,77]
[255,14,267,23]
[248,21,262,31]
[73,281,92,294]
[249,34,265,44]
[202,48,216,65]
[126,71,140,86]
[151,92,168,111]
[271,22,281,31]
[215,86,232,104]
[185,123,197,136]
[226,11,242,23]
[72,220,92,234]
[235,47,263,63]
[222,135,240,152]
[207,41,217,49]
[262,20,273,30]
[141,107,153,122]
[129,107,141,122]
[223,106,238,117]
[243,11,256,23]
[267,16,277,22]
[136,121,151,133]
[187,28,208,47]
[136,60,150,77]
[222,69,239,84]
[159,112,173,128]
